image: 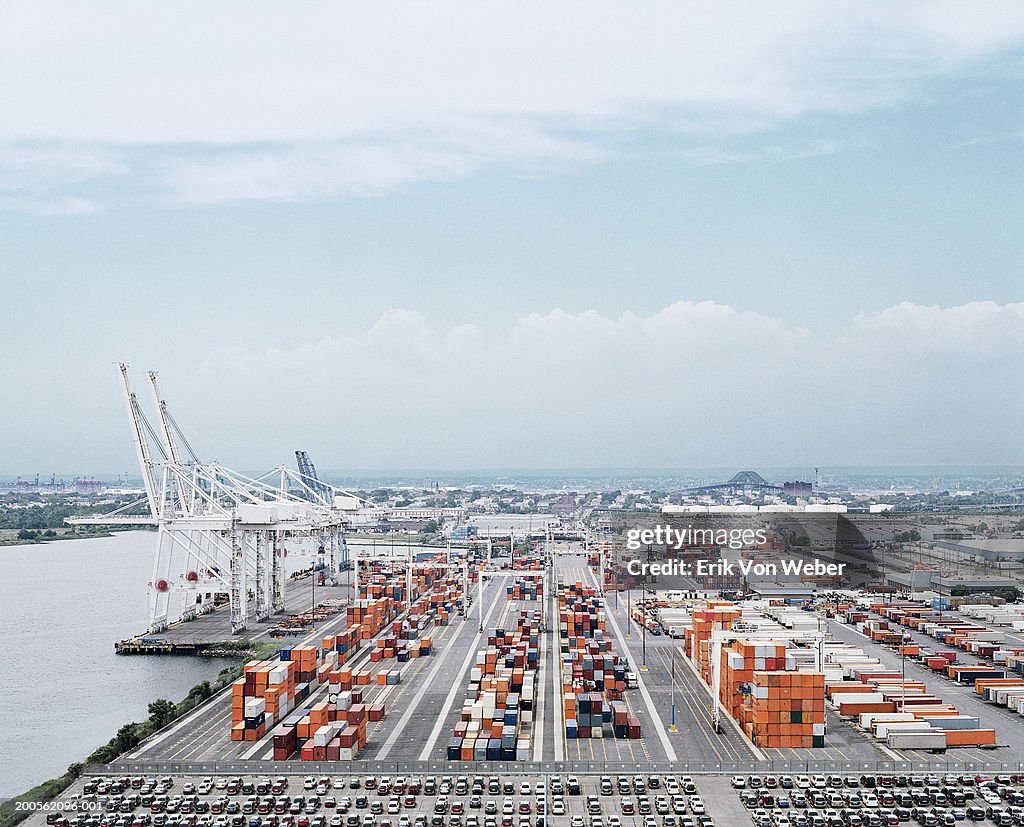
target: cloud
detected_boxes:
[0,144,127,214]
[0,1,1022,211]
[190,299,1024,468]
[844,301,1024,354]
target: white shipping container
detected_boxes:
[887,731,947,749]
[832,692,885,706]
[859,712,915,729]
[244,698,266,717]
[875,721,932,739]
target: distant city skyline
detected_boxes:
[3,466,1023,493]
[1,2,1021,471]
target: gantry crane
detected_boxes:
[68,364,365,634]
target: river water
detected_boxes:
[0,532,237,798]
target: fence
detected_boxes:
[101,758,1024,776]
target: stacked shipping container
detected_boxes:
[685,601,828,749]
[740,671,826,748]
[446,610,539,760]
[506,574,544,601]
[558,582,640,740]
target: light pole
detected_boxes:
[641,605,647,671]
[406,539,413,612]
[901,638,907,712]
[311,547,319,632]
[669,646,677,732]
[479,564,485,632]
[627,587,632,638]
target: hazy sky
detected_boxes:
[1,1,1022,474]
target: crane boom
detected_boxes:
[118,362,160,516]
[295,450,332,504]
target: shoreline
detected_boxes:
[0,645,272,827]
[0,528,144,548]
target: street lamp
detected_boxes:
[901,636,907,713]
[627,587,632,638]
[312,544,324,632]
[641,607,647,671]
[669,646,677,732]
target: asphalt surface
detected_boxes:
[824,611,1024,763]
[596,566,893,765]
[28,769,1024,827]
[112,551,1024,773]
[132,549,690,767]
[140,577,354,646]
[124,575,510,763]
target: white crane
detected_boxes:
[68,364,367,634]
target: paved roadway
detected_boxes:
[141,575,354,646]
[120,581,367,764]
[553,556,740,766]
[125,574,552,764]
[599,564,906,764]
[117,552,1023,773]
[825,613,1024,763]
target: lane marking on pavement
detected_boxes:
[675,622,767,762]
[583,565,677,762]
[417,578,507,760]
[377,603,483,759]
[550,580,566,761]
[533,620,546,761]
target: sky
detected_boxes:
[1,1,1022,474]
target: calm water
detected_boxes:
[0,532,236,798]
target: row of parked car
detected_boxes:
[47,774,714,827]
[732,774,1024,791]
[738,774,1024,827]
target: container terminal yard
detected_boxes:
[20,536,1024,827]
[16,370,1024,827]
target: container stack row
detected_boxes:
[446,610,540,760]
[719,639,790,723]
[506,574,544,601]
[740,671,826,748]
[231,643,330,742]
[686,600,828,749]
[244,555,471,760]
[347,597,397,640]
[825,640,997,749]
[557,582,640,740]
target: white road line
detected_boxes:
[674,627,767,762]
[533,620,546,761]
[585,566,678,762]
[550,580,565,761]
[878,743,905,761]
[377,613,478,758]
[417,579,506,760]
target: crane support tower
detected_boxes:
[67,364,366,634]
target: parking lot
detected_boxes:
[18,774,718,827]
[733,771,1024,826]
